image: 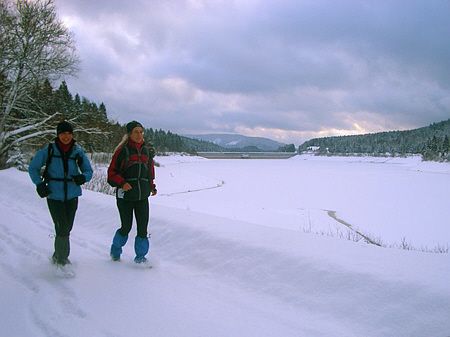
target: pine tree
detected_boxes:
[99,102,108,123]
[55,81,73,118]
[430,135,438,152]
[73,93,81,113]
[6,144,28,171]
[442,135,449,155]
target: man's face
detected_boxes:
[130,127,144,144]
[58,131,73,145]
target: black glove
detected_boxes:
[36,182,50,198]
[73,174,86,186]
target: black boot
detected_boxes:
[53,236,71,266]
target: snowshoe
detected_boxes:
[134,256,148,264]
[111,254,121,262]
[51,254,71,266]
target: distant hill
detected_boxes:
[185,133,286,152]
[179,135,226,152]
[144,130,289,154]
[298,119,450,161]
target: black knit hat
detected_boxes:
[56,121,73,135]
[126,120,143,134]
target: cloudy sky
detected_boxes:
[55,0,450,145]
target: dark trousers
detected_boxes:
[47,198,78,262]
[116,198,149,238]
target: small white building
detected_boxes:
[306,146,320,153]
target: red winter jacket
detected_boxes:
[107,140,156,200]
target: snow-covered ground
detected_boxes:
[0,155,449,337]
[155,154,450,249]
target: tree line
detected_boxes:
[298,119,450,161]
[0,0,232,169]
[6,77,230,167]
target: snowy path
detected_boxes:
[1,168,450,337]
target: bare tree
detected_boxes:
[0,0,79,168]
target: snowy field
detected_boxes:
[0,155,449,337]
[155,154,450,249]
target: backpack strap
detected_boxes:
[118,144,152,173]
[120,145,130,173]
[42,143,54,183]
[147,143,156,159]
[74,150,84,168]
[142,146,150,162]
[42,143,84,182]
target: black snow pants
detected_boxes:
[116,198,149,238]
[47,197,78,264]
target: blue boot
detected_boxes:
[110,230,128,261]
[134,236,149,263]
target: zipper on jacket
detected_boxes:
[137,147,142,200]
[62,148,69,201]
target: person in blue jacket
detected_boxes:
[28,121,93,266]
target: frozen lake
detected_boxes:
[154,154,450,249]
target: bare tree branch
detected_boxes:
[0,0,79,167]
[4,111,58,138]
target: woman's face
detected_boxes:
[130,127,144,144]
[58,131,73,145]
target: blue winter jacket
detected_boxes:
[28,141,93,201]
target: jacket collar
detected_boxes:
[55,138,75,154]
[127,139,144,150]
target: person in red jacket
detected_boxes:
[107,121,157,263]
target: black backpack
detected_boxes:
[118,143,155,173]
[42,143,83,183]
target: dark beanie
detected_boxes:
[56,121,73,135]
[126,120,143,134]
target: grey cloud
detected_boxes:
[55,0,450,144]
